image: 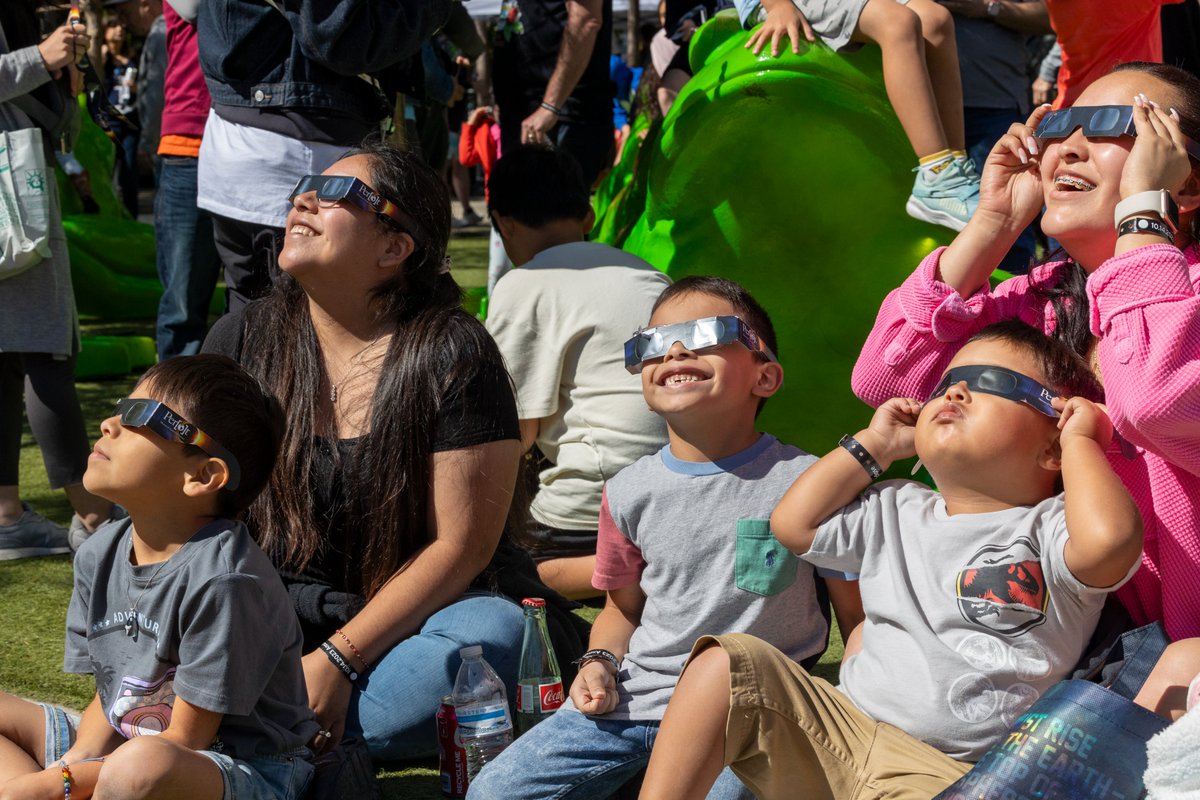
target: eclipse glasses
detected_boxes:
[114,399,241,489]
[288,174,420,239]
[928,365,1059,418]
[1035,105,1200,161]
[624,316,778,373]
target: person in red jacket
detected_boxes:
[459,104,512,296]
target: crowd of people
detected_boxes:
[1,0,1199,799]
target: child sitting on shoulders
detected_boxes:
[0,354,317,800]
[734,0,979,232]
[466,276,864,799]
[640,319,1143,799]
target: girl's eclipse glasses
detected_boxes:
[1035,105,1200,161]
[288,175,421,239]
[113,399,241,490]
[929,365,1059,418]
[624,316,778,373]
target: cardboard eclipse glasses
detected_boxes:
[1035,104,1200,161]
[929,365,1059,418]
[624,316,778,373]
[113,399,241,490]
[288,174,421,239]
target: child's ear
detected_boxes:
[1038,434,1063,474]
[183,457,231,499]
[751,360,784,399]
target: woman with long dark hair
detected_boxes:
[1,1,117,557]
[203,141,587,759]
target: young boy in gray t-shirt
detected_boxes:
[641,321,1144,800]
[467,277,864,799]
[0,355,317,800]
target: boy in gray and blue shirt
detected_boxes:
[468,277,863,799]
[0,355,316,800]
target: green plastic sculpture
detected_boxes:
[593,14,951,454]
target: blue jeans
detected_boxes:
[964,107,1037,274]
[154,155,221,360]
[465,708,753,800]
[345,591,526,760]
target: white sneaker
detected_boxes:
[69,505,127,552]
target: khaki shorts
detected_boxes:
[694,633,970,800]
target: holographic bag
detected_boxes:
[935,623,1170,800]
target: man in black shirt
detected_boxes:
[492,0,614,187]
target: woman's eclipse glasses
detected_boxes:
[288,174,421,239]
[113,399,241,490]
[929,365,1059,418]
[1035,105,1200,161]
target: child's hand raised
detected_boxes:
[746,0,816,57]
[975,104,1054,229]
[571,660,619,716]
[863,397,922,464]
[1053,396,1114,450]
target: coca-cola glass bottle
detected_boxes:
[515,597,564,735]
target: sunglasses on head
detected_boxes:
[624,315,778,373]
[113,399,241,490]
[1035,105,1200,161]
[929,365,1059,418]
[288,174,420,239]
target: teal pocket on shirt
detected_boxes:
[734,518,798,596]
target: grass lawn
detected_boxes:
[0,230,843,797]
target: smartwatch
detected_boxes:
[1114,190,1179,233]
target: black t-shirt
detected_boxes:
[202,304,520,597]
[492,0,614,125]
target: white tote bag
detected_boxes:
[0,127,52,280]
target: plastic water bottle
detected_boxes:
[516,598,564,735]
[451,645,513,778]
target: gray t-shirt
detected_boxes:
[807,480,1131,761]
[584,434,832,720]
[65,519,318,759]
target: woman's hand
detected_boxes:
[302,649,354,752]
[1120,93,1194,200]
[863,397,923,464]
[37,24,89,77]
[746,0,816,57]
[974,104,1055,228]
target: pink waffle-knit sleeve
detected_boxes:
[1087,244,1200,477]
[852,247,1065,407]
[592,488,645,591]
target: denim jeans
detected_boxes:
[345,591,526,760]
[465,708,753,800]
[154,156,222,359]
[964,107,1038,274]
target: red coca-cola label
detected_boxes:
[436,700,468,797]
[540,682,564,711]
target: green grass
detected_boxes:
[2,231,843,797]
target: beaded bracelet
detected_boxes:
[60,757,105,799]
[334,628,368,669]
[320,639,360,683]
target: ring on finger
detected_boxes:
[317,729,333,739]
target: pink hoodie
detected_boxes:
[853,242,1200,641]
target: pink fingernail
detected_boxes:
[1018,148,1028,164]
[1026,136,1039,155]
[1171,107,1181,121]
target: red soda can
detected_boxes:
[436,696,469,797]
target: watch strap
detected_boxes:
[1118,216,1175,243]
[1114,190,1179,232]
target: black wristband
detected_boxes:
[574,648,621,679]
[539,100,563,116]
[320,640,360,683]
[839,434,883,479]
[1118,216,1174,244]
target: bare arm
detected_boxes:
[771,399,922,554]
[519,418,541,452]
[1056,398,1144,588]
[825,578,865,647]
[936,0,1051,34]
[303,438,521,743]
[570,582,644,715]
[521,0,603,142]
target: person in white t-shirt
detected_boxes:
[485,145,671,599]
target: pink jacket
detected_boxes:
[853,243,1200,641]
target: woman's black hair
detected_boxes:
[1030,61,1200,365]
[239,141,527,598]
[967,320,1103,402]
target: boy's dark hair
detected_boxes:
[650,276,779,415]
[138,355,285,517]
[487,144,591,227]
[968,320,1103,402]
